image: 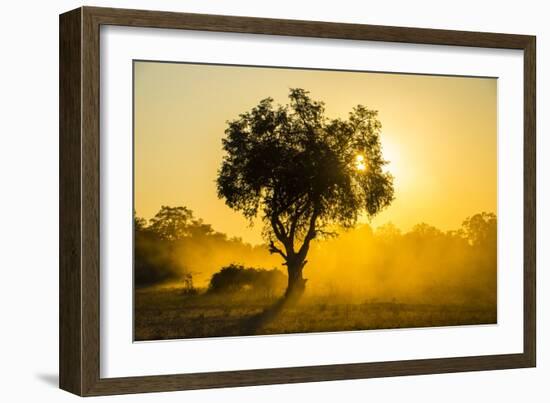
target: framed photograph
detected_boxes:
[59,6,536,396]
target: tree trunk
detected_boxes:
[285,257,307,301]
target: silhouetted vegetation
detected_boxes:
[134,206,279,288]
[134,204,497,340]
[134,206,223,288]
[217,89,394,299]
[134,210,183,287]
[309,212,497,306]
[208,264,286,298]
[133,89,496,340]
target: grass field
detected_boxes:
[134,287,497,341]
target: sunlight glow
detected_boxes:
[355,154,367,171]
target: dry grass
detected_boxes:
[134,287,496,341]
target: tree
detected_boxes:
[217,88,394,299]
[148,205,220,241]
[148,206,193,241]
[460,212,497,247]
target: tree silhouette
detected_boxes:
[460,212,497,247]
[217,89,394,300]
[148,206,193,241]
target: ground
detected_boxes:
[134,287,497,341]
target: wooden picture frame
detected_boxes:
[59,6,536,396]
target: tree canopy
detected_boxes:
[147,205,216,241]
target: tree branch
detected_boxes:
[270,215,286,242]
[268,240,287,259]
[273,192,307,218]
[297,207,320,259]
[270,214,294,257]
[289,199,309,243]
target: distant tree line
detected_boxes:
[134,206,277,289]
[134,206,222,288]
[309,212,497,305]
[135,206,497,306]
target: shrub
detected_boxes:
[208,264,286,298]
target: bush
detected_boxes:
[208,264,286,298]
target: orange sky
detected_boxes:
[134,61,497,245]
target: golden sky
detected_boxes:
[134,61,496,245]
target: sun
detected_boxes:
[355,154,367,171]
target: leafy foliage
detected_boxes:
[460,212,497,247]
[148,205,216,241]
